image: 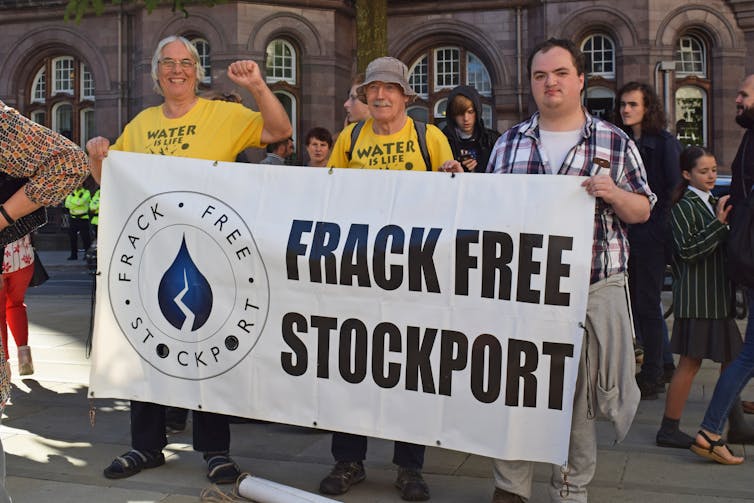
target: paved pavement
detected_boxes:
[3,249,754,502]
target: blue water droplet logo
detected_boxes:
[158,236,213,331]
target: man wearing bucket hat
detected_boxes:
[327,56,461,174]
[320,57,460,502]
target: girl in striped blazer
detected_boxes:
[657,146,743,448]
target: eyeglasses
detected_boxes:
[159,58,196,70]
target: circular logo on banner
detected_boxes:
[108,191,270,379]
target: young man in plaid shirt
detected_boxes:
[487,39,656,503]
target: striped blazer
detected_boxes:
[670,189,731,319]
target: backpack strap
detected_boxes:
[347,119,431,171]
[413,120,432,171]
[345,121,366,161]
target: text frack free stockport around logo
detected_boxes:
[108,191,270,379]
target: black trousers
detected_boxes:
[331,432,425,470]
[628,241,666,385]
[68,217,91,257]
[130,400,230,453]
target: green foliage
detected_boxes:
[64,0,227,23]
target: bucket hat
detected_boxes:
[356,57,416,99]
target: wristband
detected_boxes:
[0,205,15,226]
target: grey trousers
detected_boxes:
[493,275,634,502]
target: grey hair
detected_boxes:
[150,35,205,96]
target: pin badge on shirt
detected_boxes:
[591,157,610,177]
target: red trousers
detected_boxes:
[0,264,33,361]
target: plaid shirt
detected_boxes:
[488,111,656,284]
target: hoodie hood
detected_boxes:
[445,85,486,138]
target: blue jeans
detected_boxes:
[700,287,754,434]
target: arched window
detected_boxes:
[31,68,46,104]
[581,34,615,79]
[408,56,428,98]
[265,39,296,85]
[265,38,299,150]
[673,32,711,147]
[190,37,211,85]
[407,46,495,127]
[274,90,297,142]
[26,55,95,146]
[675,35,706,77]
[467,53,492,97]
[675,86,707,147]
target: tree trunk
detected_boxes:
[355,0,388,72]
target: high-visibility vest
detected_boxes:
[89,189,100,226]
[65,188,91,219]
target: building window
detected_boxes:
[81,63,95,100]
[481,104,493,131]
[409,56,428,98]
[80,108,95,148]
[675,86,707,147]
[407,46,495,127]
[31,68,46,104]
[26,55,95,146]
[434,47,460,91]
[52,56,75,95]
[30,110,46,125]
[191,37,211,85]
[265,38,299,152]
[675,35,706,77]
[581,34,615,79]
[52,102,73,138]
[265,39,296,85]
[585,87,615,120]
[466,53,492,97]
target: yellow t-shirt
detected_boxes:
[112,98,265,161]
[328,117,453,171]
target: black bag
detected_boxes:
[727,189,754,288]
[28,250,49,287]
[0,173,47,248]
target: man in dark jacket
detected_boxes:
[613,82,681,404]
[442,85,500,172]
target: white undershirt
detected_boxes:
[688,185,715,216]
[539,129,582,174]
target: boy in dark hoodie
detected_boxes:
[442,85,500,172]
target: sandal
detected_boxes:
[103,449,165,479]
[690,430,744,465]
[206,454,241,484]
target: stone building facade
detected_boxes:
[0,0,752,168]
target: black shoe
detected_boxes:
[656,428,694,448]
[319,461,365,495]
[395,467,429,501]
[636,376,658,400]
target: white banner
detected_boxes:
[89,150,594,465]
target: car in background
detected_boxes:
[713,173,732,197]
